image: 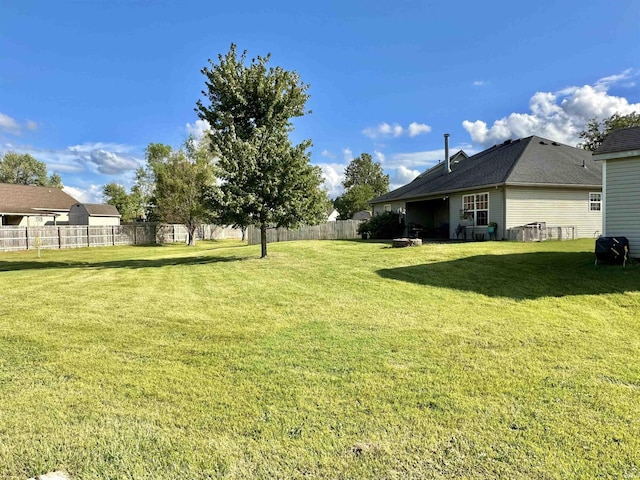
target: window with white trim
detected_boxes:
[462,193,489,226]
[384,204,391,212]
[589,192,601,212]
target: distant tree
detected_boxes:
[197,43,327,257]
[334,184,376,220]
[0,152,63,187]
[154,137,216,246]
[103,183,141,223]
[133,143,174,221]
[334,153,389,219]
[579,112,640,151]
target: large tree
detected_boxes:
[334,153,389,219]
[579,112,640,151]
[197,44,327,257]
[154,137,216,246]
[0,152,63,188]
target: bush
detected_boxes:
[357,212,405,239]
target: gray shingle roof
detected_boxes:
[371,136,601,204]
[0,183,79,214]
[593,126,640,155]
[77,203,121,216]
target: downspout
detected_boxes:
[444,133,451,173]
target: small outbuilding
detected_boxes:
[68,203,121,226]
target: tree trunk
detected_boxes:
[241,226,246,242]
[260,225,267,258]
[188,225,197,246]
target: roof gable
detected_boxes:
[0,183,79,214]
[371,136,601,204]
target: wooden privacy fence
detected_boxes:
[0,223,243,252]
[247,220,362,245]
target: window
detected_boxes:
[462,193,489,226]
[384,204,391,212]
[589,192,602,212]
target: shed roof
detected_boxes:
[0,183,78,215]
[371,136,600,204]
[73,203,121,216]
[593,126,640,156]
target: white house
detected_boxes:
[0,183,78,226]
[592,126,640,258]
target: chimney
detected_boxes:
[444,133,451,173]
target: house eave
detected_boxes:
[593,149,640,161]
[370,182,506,204]
[504,182,601,189]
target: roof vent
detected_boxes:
[503,139,512,145]
[552,142,560,146]
[539,141,547,145]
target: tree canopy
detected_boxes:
[103,183,143,223]
[334,153,389,219]
[197,43,327,257]
[0,152,63,188]
[579,112,640,151]
[154,137,216,246]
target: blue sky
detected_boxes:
[1,0,639,202]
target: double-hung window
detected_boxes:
[589,192,602,212]
[462,193,489,226]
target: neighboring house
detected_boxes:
[327,209,340,222]
[592,126,640,258]
[0,183,79,226]
[68,203,121,226]
[370,135,602,240]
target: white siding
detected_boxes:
[505,186,601,238]
[603,156,640,258]
[449,188,505,239]
[88,216,120,226]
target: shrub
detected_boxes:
[357,211,404,239]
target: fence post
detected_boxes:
[134,226,138,245]
[25,227,29,250]
[58,227,62,249]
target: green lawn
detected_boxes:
[1,239,639,479]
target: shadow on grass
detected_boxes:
[0,255,243,272]
[377,251,639,299]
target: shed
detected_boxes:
[68,203,121,226]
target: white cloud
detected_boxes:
[463,70,640,147]
[363,121,433,139]
[342,148,353,162]
[67,143,142,175]
[395,165,420,184]
[63,184,103,204]
[0,113,21,135]
[321,149,336,159]
[186,119,211,140]
[362,122,404,139]
[408,122,432,137]
[473,80,488,87]
[317,162,345,198]
[374,150,385,163]
[26,120,38,131]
